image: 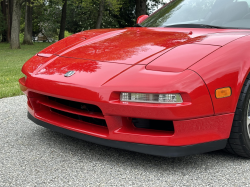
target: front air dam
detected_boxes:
[28,112,227,157]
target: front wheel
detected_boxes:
[225,75,250,158]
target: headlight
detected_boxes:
[120,93,183,104]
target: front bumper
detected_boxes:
[20,69,234,150]
[28,112,227,157]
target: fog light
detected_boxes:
[120,93,183,103]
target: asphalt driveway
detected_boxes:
[1,95,250,186]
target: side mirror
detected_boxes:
[136,15,149,24]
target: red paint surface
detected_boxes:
[36,28,249,66]
[137,15,149,24]
[20,27,250,146]
[190,35,250,115]
[146,44,220,72]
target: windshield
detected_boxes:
[141,0,250,29]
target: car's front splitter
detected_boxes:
[28,112,227,157]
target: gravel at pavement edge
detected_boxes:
[0,95,250,186]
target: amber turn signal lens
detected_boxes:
[216,87,232,99]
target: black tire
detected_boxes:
[225,74,250,158]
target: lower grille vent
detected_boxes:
[44,96,107,127]
[51,108,107,127]
[48,96,102,113]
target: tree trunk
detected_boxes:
[1,1,7,42]
[23,0,33,45]
[10,0,21,49]
[58,0,67,40]
[7,0,13,43]
[95,0,104,29]
[136,0,147,19]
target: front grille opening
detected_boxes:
[132,118,174,132]
[48,96,103,114]
[51,108,107,127]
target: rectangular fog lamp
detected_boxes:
[120,93,183,103]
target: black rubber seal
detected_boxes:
[28,112,227,157]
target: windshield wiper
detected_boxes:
[164,24,227,29]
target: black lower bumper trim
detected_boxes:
[28,112,227,157]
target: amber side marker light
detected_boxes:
[216,87,232,99]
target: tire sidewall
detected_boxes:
[240,84,250,150]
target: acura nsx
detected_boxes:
[20,0,250,157]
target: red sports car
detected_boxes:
[20,0,250,157]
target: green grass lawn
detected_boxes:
[0,42,51,99]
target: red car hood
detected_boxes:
[46,28,249,65]
[32,28,250,80]
[25,28,250,88]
